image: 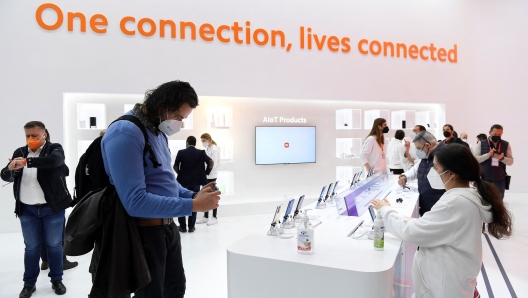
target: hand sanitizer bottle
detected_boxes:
[297,209,314,255]
[373,210,385,251]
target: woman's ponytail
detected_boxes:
[475,179,513,239]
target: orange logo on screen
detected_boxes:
[284,142,290,148]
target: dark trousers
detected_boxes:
[134,222,185,298]
[484,178,506,199]
[19,203,64,287]
[178,185,200,229]
[390,168,404,175]
[41,218,67,262]
[204,178,217,218]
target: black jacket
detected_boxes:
[63,185,150,298]
[173,146,213,187]
[0,142,72,216]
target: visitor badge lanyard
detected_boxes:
[488,139,501,167]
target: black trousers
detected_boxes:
[390,168,404,175]
[484,178,505,199]
[134,222,185,298]
[204,178,217,218]
[178,185,200,229]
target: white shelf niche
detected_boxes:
[77,103,106,130]
[215,138,233,162]
[217,171,234,195]
[415,111,430,128]
[336,166,362,188]
[208,106,233,129]
[78,140,93,161]
[336,138,362,159]
[335,109,361,130]
[364,110,390,130]
[391,110,416,130]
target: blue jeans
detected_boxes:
[19,203,64,287]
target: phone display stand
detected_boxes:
[267,221,294,239]
[315,201,326,209]
[281,216,295,229]
[267,221,282,236]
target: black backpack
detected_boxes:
[72,115,166,206]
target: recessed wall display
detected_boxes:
[208,106,233,129]
[64,93,445,207]
[336,109,361,129]
[364,110,390,130]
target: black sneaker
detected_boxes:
[51,280,66,295]
[188,227,196,233]
[179,227,187,233]
[63,259,78,270]
[19,286,36,298]
[41,261,49,270]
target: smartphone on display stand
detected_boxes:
[324,183,333,201]
[350,173,358,187]
[331,181,339,196]
[271,204,284,226]
[282,199,295,222]
[356,171,363,183]
[293,195,305,217]
[316,186,327,206]
[368,205,376,222]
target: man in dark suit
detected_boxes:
[174,136,214,233]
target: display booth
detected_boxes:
[64,94,444,214]
[227,176,420,298]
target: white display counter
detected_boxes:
[227,178,419,298]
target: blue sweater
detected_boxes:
[101,115,193,218]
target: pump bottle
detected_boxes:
[373,210,384,251]
[297,209,314,255]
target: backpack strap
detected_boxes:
[110,115,162,168]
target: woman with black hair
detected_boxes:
[371,144,512,298]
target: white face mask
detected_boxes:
[202,142,209,148]
[427,168,451,189]
[158,110,183,136]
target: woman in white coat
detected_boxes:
[196,133,221,226]
[371,144,512,298]
[360,118,389,174]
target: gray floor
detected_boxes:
[0,194,526,298]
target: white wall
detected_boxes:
[1,0,527,233]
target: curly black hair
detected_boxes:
[143,80,199,124]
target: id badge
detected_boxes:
[492,157,499,167]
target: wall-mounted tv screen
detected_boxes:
[255,126,316,165]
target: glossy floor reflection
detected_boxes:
[0,194,526,298]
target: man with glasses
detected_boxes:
[101,81,220,297]
[398,131,446,216]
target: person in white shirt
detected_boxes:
[196,133,221,225]
[359,118,389,174]
[371,144,512,298]
[388,130,414,174]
